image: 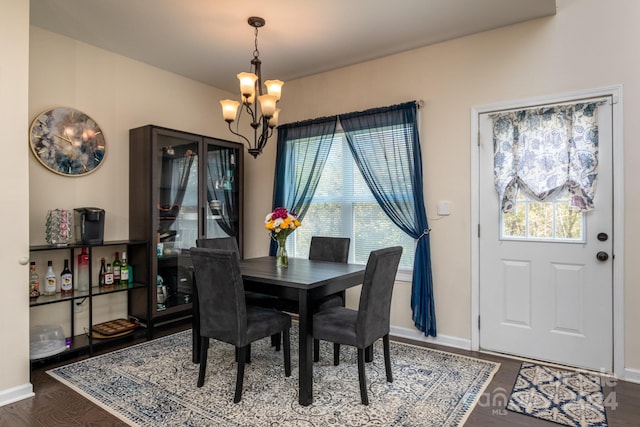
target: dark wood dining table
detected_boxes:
[192,255,365,406]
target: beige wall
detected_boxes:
[0,0,31,403]
[4,0,640,404]
[247,0,640,372]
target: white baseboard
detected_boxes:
[390,325,472,350]
[0,383,34,407]
[623,368,640,384]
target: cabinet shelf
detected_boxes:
[30,240,146,252]
[30,327,148,363]
[30,282,147,307]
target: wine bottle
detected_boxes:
[60,259,73,295]
[120,251,129,285]
[104,263,114,288]
[113,251,121,283]
[77,247,90,291]
[44,261,56,295]
[29,261,40,300]
[99,258,106,287]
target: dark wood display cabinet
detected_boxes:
[29,240,150,361]
[128,125,243,328]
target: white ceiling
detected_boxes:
[30,0,556,94]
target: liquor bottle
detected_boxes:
[99,258,106,287]
[120,251,129,285]
[76,247,90,291]
[29,261,40,300]
[43,261,56,295]
[104,263,114,288]
[113,251,121,283]
[60,259,73,295]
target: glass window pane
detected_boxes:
[500,195,583,242]
[503,203,526,237]
[354,203,415,268]
[556,202,583,239]
[528,202,553,238]
[289,132,415,269]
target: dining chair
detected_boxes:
[196,237,282,351]
[312,246,403,405]
[308,236,350,360]
[190,247,292,403]
[269,236,350,362]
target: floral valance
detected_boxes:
[491,102,604,213]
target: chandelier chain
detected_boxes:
[253,27,260,60]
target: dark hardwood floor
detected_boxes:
[2,320,639,426]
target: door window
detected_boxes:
[501,192,584,242]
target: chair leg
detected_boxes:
[383,334,393,382]
[357,348,369,405]
[197,337,209,387]
[283,329,291,377]
[365,344,374,362]
[313,339,320,362]
[271,333,281,351]
[333,343,340,366]
[234,344,251,363]
[234,346,247,403]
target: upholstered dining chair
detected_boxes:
[308,236,350,360]
[269,236,351,361]
[190,247,292,403]
[196,237,282,351]
[312,246,403,405]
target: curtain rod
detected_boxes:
[279,100,424,129]
[483,95,611,116]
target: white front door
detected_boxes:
[478,99,614,372]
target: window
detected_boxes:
[287,131,415,272]
[501,191,584,242]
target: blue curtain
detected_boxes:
[339,102,436,336]
[270,116,338,255]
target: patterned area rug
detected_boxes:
[48,327,499,426]
[507,362,608,427]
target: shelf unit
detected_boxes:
[29,240,150,361]
[129,125,243,327]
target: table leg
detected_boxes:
[298,289,313,406]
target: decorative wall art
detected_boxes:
[29,107,106,176]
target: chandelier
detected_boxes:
[220,17,283,158]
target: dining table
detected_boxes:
[192,255,366,406]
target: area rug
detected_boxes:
[507,362,608,427]
[48,327,499,426]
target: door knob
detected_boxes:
[596,251,609,261]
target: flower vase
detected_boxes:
[275,235,288,268]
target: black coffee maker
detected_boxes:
[74,207,105,244]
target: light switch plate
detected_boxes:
[437,201,451,216]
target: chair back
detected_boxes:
[190,247,247,347]
[309,236,350,263]
[356,246,403,348]
[196,237,239,254]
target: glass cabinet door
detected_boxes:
[155,132,199,312]
[203,140,242,249]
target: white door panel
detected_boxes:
[479,99,613,372]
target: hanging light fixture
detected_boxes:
[220,16,283,158]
